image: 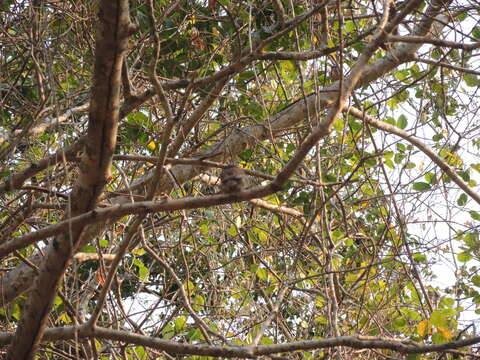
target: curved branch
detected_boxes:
[0,326,478,357]
[348,106,480,205]
[0,138,86,195]
[0,184,277,259]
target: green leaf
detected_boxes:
[412,182,431,191]
[406,354,421,360]
[133,248,145,256]
[473,26,480,40]
[457,193,467,206]
[464,231,479,246]
[409,64,422,78]
[432,48,442,60]
[260,336,274,345]
[11,303,20,321]
[185,280,196,293]
[425,172,437,184]
[471,275,480,287]
[394,153,405,164]
[470,211,480,221]
[134,346,146,359]
[393,318,406,329]
[58,311,71,324]
[193,294,205,312]
[162,323,175,339]
[188,328,203,341]
[199,222,209,236]
[228,225,238,236]
[344,20,355,33]
[442,297,454,307]
[431,332,444,344]
[253,227,268,244]
[237,70,255,82]
[385,116,396,125]
[383,151,394,159]
[395,70,409,82]
[464,74,480,87]
[430,310,448,327]
[128,111,148,124]
[333,117,343,131]
[397,114,408,129]
[384,159,395,169]
[314,316,328,324]
[175,316,187,331]
[459,170,470,182]
[457,252,472,262]
[239,149,253,161]
[80,245,96,253]
[386,98,398,109]
[137,263,149,280]
[413,254,427,263]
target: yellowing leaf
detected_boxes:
[256,267,268,281]
[58,311,71,323]
[417,319,431,337]
[436,326,453,340]
[147,140,156,151]
[227,225,237,236]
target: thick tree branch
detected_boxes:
[0,185,278,257]
[0,103,89,145]
[0,326,479,358]
[7,1,134,358]
[386,34,480,50]
[0,138,85,195]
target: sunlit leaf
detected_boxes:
[397,114,408,129]
[412,182,431,191]
[436,326,453,340]
[470,211,480,221]
[417,319,431,337]
[457,252,472,262]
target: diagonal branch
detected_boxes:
[273,0,420,186]
[348,106,480,205]
[0,137,86,195]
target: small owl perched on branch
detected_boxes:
[220,166,247,193]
